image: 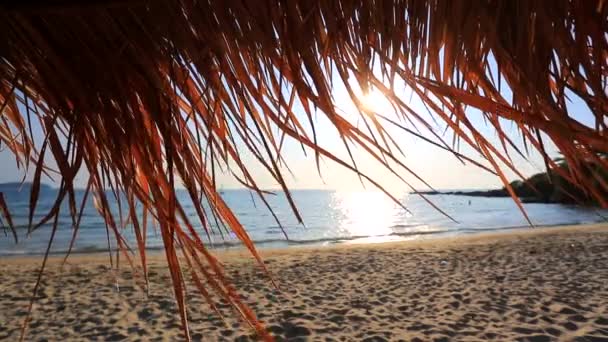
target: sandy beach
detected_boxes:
[1,224,608,341]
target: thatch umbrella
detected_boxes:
[1,1,607,340]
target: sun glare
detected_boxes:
[360,89,393,114]
[332,191,397,238]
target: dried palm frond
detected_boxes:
[1,1,607,341]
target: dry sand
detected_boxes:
[1,224,608,341]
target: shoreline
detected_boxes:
[2,221,607,260]
[1,223,608,340]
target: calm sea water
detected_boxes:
[1,185,607,255]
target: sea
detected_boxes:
[1,184,607,256]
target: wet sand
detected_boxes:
[1,224,608,341]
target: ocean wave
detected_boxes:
[0,230,452,256]
[2,221,104,230]
[0,222,605,257]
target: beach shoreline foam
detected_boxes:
[3,221,605,258]
[1,223,608,340]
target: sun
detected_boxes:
[359,89,393,114]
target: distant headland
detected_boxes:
[413,163,608,207]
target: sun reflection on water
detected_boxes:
[331,191,403,238]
